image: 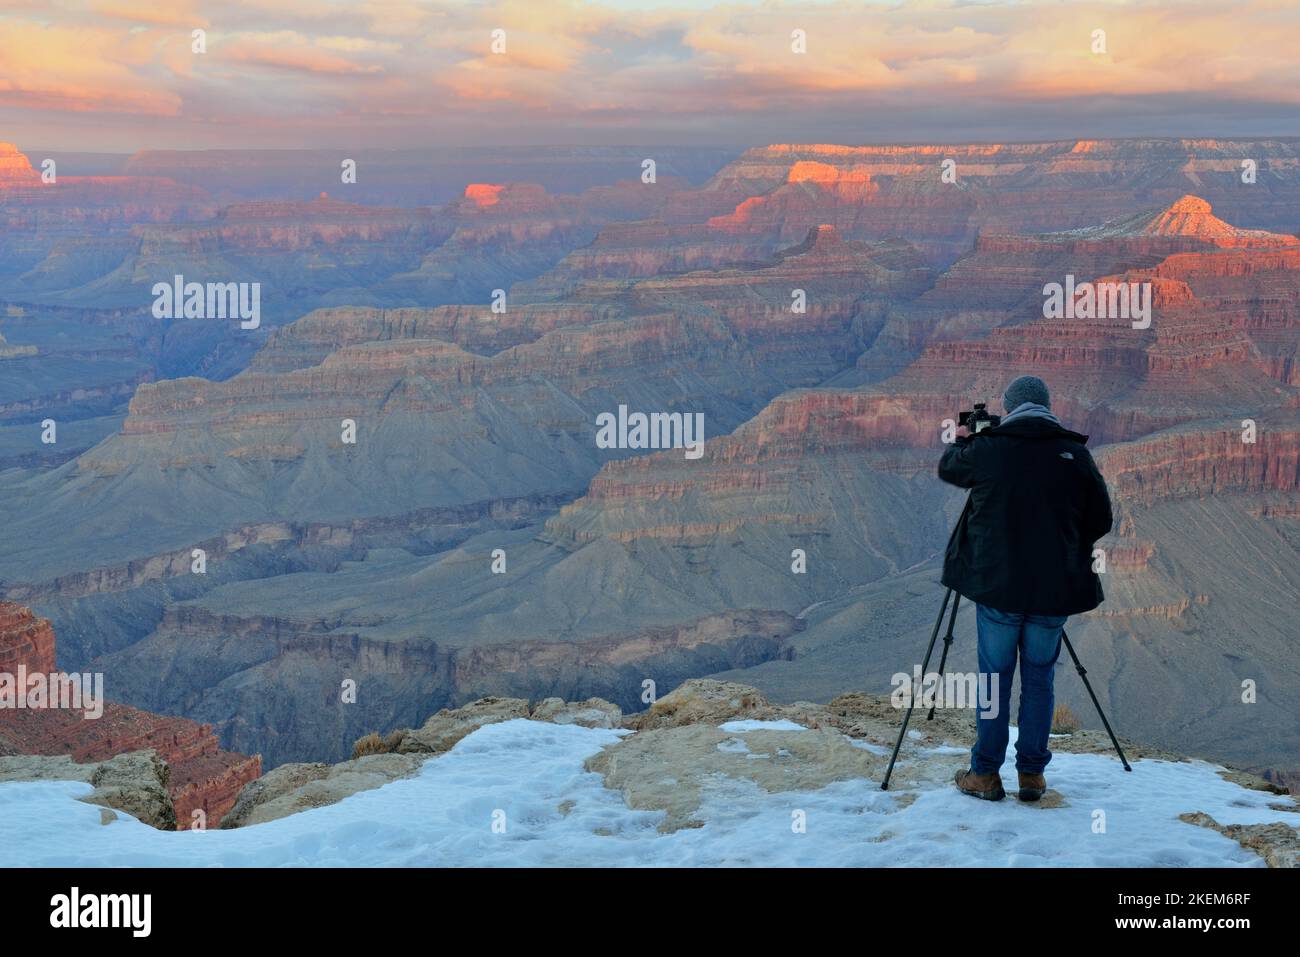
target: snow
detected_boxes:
[849,739,892,756]
[718,719,809,732]
[0,719,1291,868]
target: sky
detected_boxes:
[3,0,1300,152]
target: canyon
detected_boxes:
[0,137,1294,791]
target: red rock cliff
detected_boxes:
[0,603,56,675]
[0,602,260,827]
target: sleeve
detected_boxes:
[1082,450,1114,543]
[938,436,978,489]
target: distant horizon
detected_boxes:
[17,133,1300,158]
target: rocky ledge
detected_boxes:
[206,679,1297,867]
[0,750,175,829]
[221,695,622,827]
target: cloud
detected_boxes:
[5,0,1300,146]
[89,0,209,28]
[222,32,388,74]
[0,19,183,115]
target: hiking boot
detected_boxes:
[954,768,1005,801]
[1017,771,1046,802]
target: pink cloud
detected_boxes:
[6,1,1300,143]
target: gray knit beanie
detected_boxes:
[1003,375,1050,413]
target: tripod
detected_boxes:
[880,586,1132,790]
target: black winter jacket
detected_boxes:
[937,416,1113,616]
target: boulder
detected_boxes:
[86,751,176,830]
[397,697,530,754]
[623,679,774,731]
[530,697,622,729]
[222,752,423,828]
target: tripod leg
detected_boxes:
[882,588,952,790]
[926,593,961,721]
[1061,630,1132,772]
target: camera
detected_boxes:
[958,402,1001,434]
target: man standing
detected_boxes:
[938,375,1113,802]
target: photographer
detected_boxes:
[938,376,1113,802]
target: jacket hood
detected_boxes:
[980,416,1089,445]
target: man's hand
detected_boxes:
[938,427,978,488]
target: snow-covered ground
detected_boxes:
[0,718,1291,867]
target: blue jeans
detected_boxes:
[970,604,1066,776]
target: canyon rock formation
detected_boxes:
[0,602,260,826]
[0,139,1295,789]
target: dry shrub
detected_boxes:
[1052,702,1082,734]
[350,729,407,759]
